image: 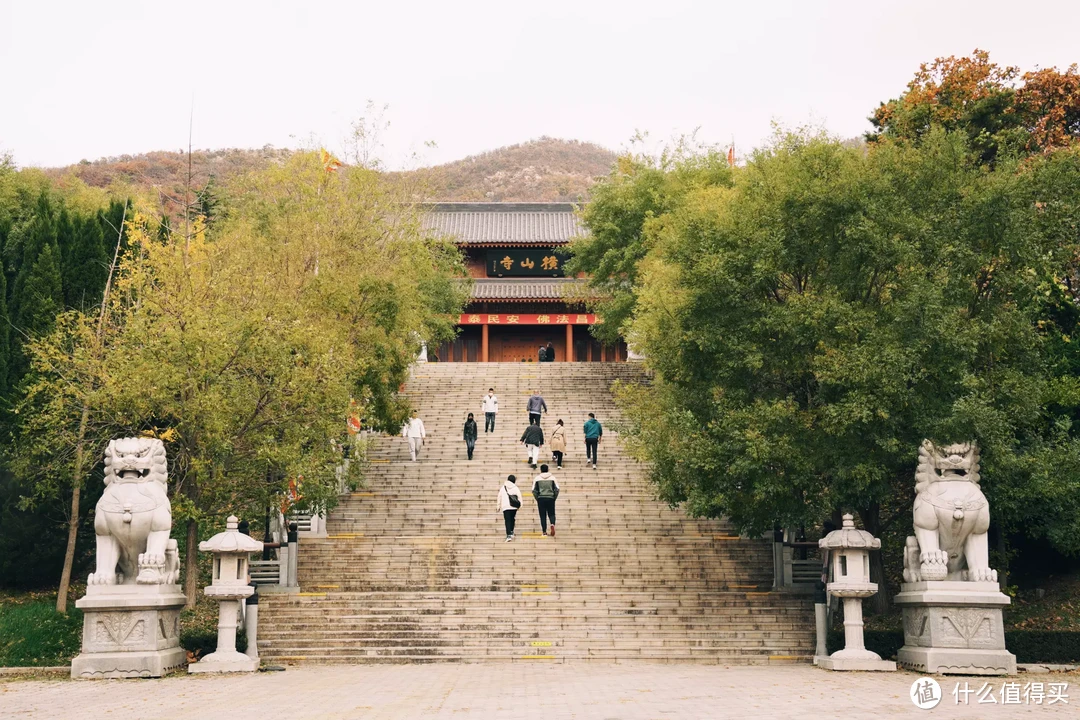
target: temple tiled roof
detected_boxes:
[469,278,587,301]
[422,203,584,246]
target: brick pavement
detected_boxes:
[1,663,1075,719]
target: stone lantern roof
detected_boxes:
[199,516,264,554]
[819,514,881,550]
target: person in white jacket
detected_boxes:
[496,475,523,542]
[401,411,426,462]
[482,388,498,433]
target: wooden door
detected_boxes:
[497,336,542,362]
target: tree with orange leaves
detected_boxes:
[869,50,1080,161]
[1013,64,1080,153]
[868,50,1020,163]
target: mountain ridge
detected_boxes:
[42,137,617,204]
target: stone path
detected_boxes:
[1,664,1075,719]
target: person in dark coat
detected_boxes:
[531,464,560,537]
[544,342,555,362]
[463,413,478,460]
[520,422,545,469]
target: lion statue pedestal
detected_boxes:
[71,438,187,679]
[893,441,1016,676]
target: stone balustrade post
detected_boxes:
[244,589,260,661]
[278,545,289,585]
[287,522,299,587]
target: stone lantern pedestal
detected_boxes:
[189,516,263,674]
[817,514,896,671]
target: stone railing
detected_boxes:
[772,532,823,593]
[252,518,298,589]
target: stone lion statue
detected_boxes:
[902,440,996,583]
[88,437,179,586]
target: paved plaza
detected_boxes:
[1,663,1075,719]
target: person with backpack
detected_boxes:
[520,422,544,469]
[549,419,567,470]
[481,388,498,433]
[496,475,523,542]
[463,413,478,460]
[531,464,560,537]
[583,412,602,469]
[538,345,547,362]
[526,390,547,426]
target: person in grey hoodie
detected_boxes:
[531,464,560,537]
[527,390,548,426]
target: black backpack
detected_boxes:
[505,484,521,509]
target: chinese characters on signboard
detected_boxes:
[458,313,596,325]
[487,249,567,277]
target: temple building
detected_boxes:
[423,202,627,362]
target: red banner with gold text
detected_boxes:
[458,313,597,325]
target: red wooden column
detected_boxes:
[481,324,489,363]
[565,324,574,362]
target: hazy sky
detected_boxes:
[3,0,1080,169]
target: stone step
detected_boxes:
[260,363,812,666]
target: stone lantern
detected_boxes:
[817,514,896,671]
[189,516,263,673]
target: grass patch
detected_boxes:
[1005,573,1080,631]
[1,581,239,667]
[0,595,83,667]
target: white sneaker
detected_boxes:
[505,536,513,542]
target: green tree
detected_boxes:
[157,214,171,244]
[9,192,57,321]
[54,207,75,280]
[579,130,1080,609]
[11,238,63,381]
[566,139,732,343]
[98,199,130,255]
[0,266,9,397]
[13,152,467,606]
[62,214,108,310]
[196,175,221,229]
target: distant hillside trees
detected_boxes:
[49,138,619,204]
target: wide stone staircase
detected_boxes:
[258,362,815,664]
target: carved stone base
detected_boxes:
[894,581,1016,676]
[71,584,187,679]
[897,647,1016,676]
[188,649,259,673]
[817,654,897,672]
